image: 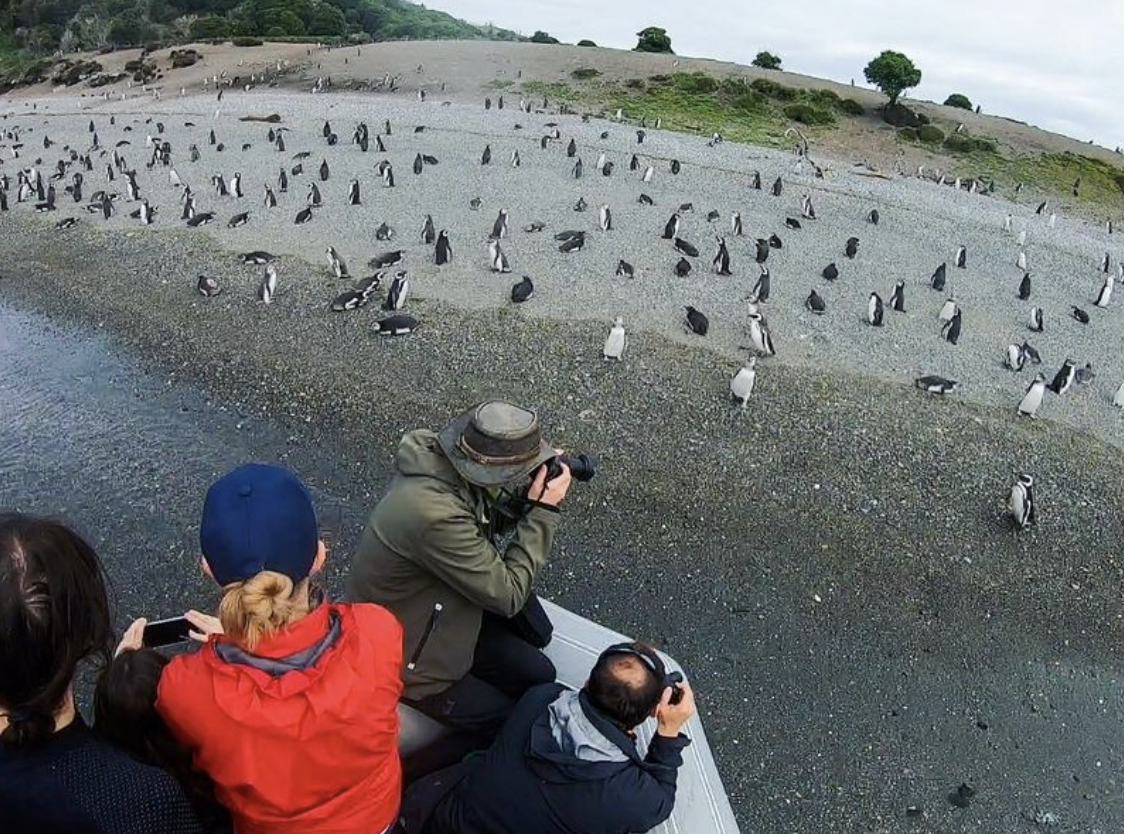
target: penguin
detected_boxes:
[596,153,607,174]
[662,214,680,240]
[511,150,521,168]
[186,212,215,227]
[822,263,840,282]
[731,212,743,237]
[134,200,154,225]
[384,273,409,311]
[375,314,419,336]
[524,222,546,233]
[868,209,880,225]
[713,237,731,275]
[421,215,436,244]
[747,314,776,356]
[942,309,962,344]
[326,247,349,278]
[347,178,361,205]
[670,160,681,175]
[599,205,612,232]
[1018,374,1046,418]
[1076,363,1096,386]
[489,240,511,273]
[231,172,243,198]
[54,217,78,229]
[1035,200,1048,215]
[469,197,482,211]
[1050,359,1077,395]
[889,281,905,312]
[844,237,859,259]
[566,138,577,158]
[572,158,583,179]
[307,182,322,206]
[915,375,957,395]
[511,276,534,303]
[1095,274,1114,307]
[771,177,783,197]
[806,289,826,315]
[1004,213,1013,232]
[867,293,884,327]
[376,135,387,153]
[295,206,313,225]
[674,258,692,277]
[413,153,423,175]
[1028,306,1044,332]
[319,159,330,181]
[1021,341,1042,365]
[1114,380,1124,408]
[278,167,288,193]
[642,165,654,183]
[730,357,757,408]
[1101,252,1111,274]
[259,264,277,304]
[930,263,947,291]
[1071,306,1090,324]
[1017,229,1027,246]
[264,186,277,208]
[331,289,368,312]
[481,145,492,165]
[751,171,762,190]
[559,233,586,253]
[674,238,699,258]
[1018,272,1032,300]
[370,250,404,269]
[1008,474,1036,529]
[751,267,771,303]
[638,194,654,206]
[603,317,627,360]
[435,230,452,265]
[616,260,635,279]
[1005,343,1027,372]
[227,211,249,228]
[196,275,221,297]
[574,197,588,213]
[241,251,274,265]
[685,306,709,336]
[801,194,816,220]
[955,246,967,269]
[490,209,509,240]
[755,239,770,264]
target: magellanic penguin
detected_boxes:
[1018,272,1032,301]
[730,357,757,408]
[1008,474,1037,529]
[731,212,743,237]
[264,186,277,208]
[1095,274,1114,308]
[662,214,680,240]
[421,214,436,244]
[481,144,492,165]
[1071,306,1090,325]
[685,307,709,336]
[326,246,349,278]
[747,314,776,356]
[347,178,361,205]
[954,246,967,269]
[1018,374,1047,418]
[489,240,511,273]
[227,211,249,228]
[616,260,635,279]
[1006,344,1026,372]
[572,158,583,179]
[1028,306,1044,332]
[751,266,771,302]
[1114,380,1124,408]
[915,375,957,395]
[867,293,885,327]
[376,314,419,336]
[755,239,770,264]
[942,309,962,345]
[259,264,278,304]
[599,205,612,232]
[930,263,947,291]
[1050,359,1077,395]
[384,272,409,311]
[675,258,692,277]
[844,237,859,259]
[435,230,453,265]
[603,316,626,360]
[196,275,221,297]
[868,209,880,225]
[823,263,840,282]
[713,237,731,276]
[889,281,906,313]
[295,206,313,225]
[772,177,783,197]
[490,209,509,240]
[511,275,534,303]
[806,289,826,315]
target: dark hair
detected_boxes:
[94,649,219,816]
[0,513,113,748]
[585,642,664,729]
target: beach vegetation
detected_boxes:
[864,50,922,107]
[530,30,560,44]
[634,26,673,54]
[752,51,782,70]
[571,67,601,81]
[945,93,973,110]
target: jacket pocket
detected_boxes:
[407,602,444,671]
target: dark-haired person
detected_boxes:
[154,463,404,834]
[95,630,232,834]
[404,642,696,834]
[0,513,206,834]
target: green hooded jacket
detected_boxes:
[347,429,560,699]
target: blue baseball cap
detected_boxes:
[199,463,319,587]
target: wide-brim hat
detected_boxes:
[437,401,555,487]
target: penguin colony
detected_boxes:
[3,78,1122,530]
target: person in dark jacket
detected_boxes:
[347,402,572,747]
[405,641,697,834]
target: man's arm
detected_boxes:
[627,684,696,831]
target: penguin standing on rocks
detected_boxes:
[845,237,859,259]
[772,177,783,197]
[490,209,509,240]
[1050,359,1077,395]
[662,214,680,240]
[599,204,612,232]
[421,215,436,244]
[603,316,627,360]
[730,357,757,408]
[264,185,277,208]
[685,307,709,335]
[930,263,947,291]
[381,163,395,188]
[347,178,361,205]
[713,237,731,275]
[955,246,967,269]
[259,264,278,304]
[278,168,288,193]
[1006,344,1027,372]
[326,246,349,278]
[1018,374,1047,418]
[1008,474,1037,529]
[751,266,771,302]
[435,230,452,265]
[1029,306,1044,332]
[231,172,243,198]
[1095,274,1114,307]
[489,240,510,273]
[511,276,534,303]
[822,263,840,282]
[747,314,776,356]
[572,158,583,179]
[867,293,885,326]
[481,145,492,165]
[384,272,409,311]
[1018,272,1032,300]
[616,260,635,279]
[889,281,906,312]
[755,239,770,264]
[806,289,826,315]
[942,308,962,344]
[319,159,330,182]
[868,209,880,225]
[731,211,743,237]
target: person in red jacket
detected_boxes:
[154,463,404,834]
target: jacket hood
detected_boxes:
[395,429,464,488]
[527,690,640,783]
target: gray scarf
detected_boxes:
[548,690,628,763]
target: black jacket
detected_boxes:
[422,683,690,834]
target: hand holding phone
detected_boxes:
[142,616,193,648]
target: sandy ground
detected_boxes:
[2,64,1124,833]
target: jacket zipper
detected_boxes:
[407,602,443,671]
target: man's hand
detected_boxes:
[185,609,224,643]
[529,450,572,507]
[114,617,147,657]
[655,681,696,738]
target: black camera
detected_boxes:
[546,453,598,482]
[667,671,685,705]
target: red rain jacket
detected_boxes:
[157,603,403,834]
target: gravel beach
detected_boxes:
[2,76,1124,833]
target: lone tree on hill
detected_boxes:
[752,51,782,70]
[576,39,597,47]
[864,50,922,107]
[634,27,673,54]
[944,93,973,110]
[530,30,560,44]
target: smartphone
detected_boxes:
[143,616,192,648]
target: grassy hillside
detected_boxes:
[0,0,520,53]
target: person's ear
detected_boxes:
[200,556,215,581]
[310,540,327,575]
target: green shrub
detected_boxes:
[752,51,782,70]
[917,113,931,125]
[898,127,919,141]
[648,73,671,84]
[783,103,834,125]
[624,78,644,89]
[530,30,560,44]
[731,90,769,114]
[635,26,673,53]
[943,133,997,154]
[839,98,864,116]
[571,67,600,80]
[751,77,797,101]
[944,93,972,110]
[673,72,718,94]
[232,36,264,47]
[917,125,945,143]
[809,88,841,108]
[577,39,597,47]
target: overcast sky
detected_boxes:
[433,0,1123,149]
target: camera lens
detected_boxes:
[560,453,597,482]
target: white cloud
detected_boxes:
[434,0,1124,148]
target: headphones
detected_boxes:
[599,642,685,705]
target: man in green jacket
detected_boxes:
[347,402,572,746]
